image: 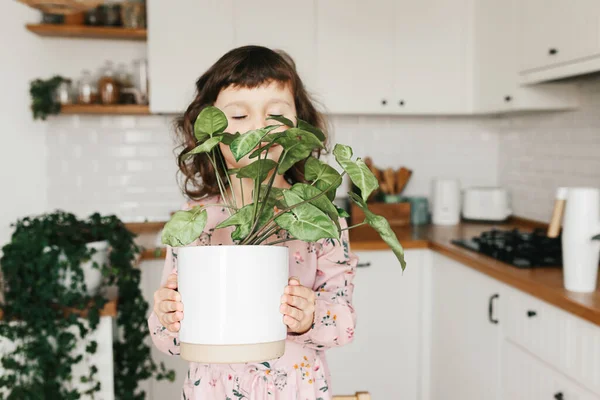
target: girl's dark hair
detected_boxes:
[175,45,327,200]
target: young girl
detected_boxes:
[148,45,358,400]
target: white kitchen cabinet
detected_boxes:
[147,0,234,114]
[472,0,578,113]
[315,0,396,114]
[501,340,599,400]
[327,249,427,400]
[393,0,471,114]
[518,0,600,84]
[429,252,504,400]
[232,0,317,93]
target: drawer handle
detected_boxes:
[527,310,537,318]
[357,262,371,268]
[554,392,564,400]
[549,48,558,55]
[488,293,499,324]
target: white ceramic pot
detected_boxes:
[59,240,109,296]
[177,245,289,364]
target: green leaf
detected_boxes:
[297,118,326,142]
[233,159,277,183]
[230,125,280,161]
[260,362,271,369]
[290,183,341,233]
[215,203,273,241]
[161,207,208,247]
[278,144,313,174]
[274,128,323,150]
[260,185,287,209]
[593,234,600,240]
[333,144,378,202]
[266,115,294,127]
[249,132,286,159]
[336,206,350,218]
[275,191,338,242]
[218,132,241,145]
[184,136,222,158]
[349,192,406,270]
[305,156,342,201]
[194,379,201,386]
[194,106,228,138]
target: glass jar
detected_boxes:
[98,61,120,105]
[54,80,73,105]
[121,0,146,28]
[77,70,97,104]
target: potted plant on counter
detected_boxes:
[160,107,407,364]
[0,211,174,399]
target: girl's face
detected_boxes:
[214,80,297,170]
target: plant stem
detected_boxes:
[250,223,280,245]
[264,237,297,246]
[249,172,347,243]
[218,148,237,210]
[239,177,245,207]
[208,153,233,217]
[342,221,367,231]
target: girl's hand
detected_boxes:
[153,273,184,332]
[280,277,316,334]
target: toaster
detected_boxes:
[462,187,512,222]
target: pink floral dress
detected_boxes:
[147,195,359,400]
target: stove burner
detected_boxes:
[451,228,562,268]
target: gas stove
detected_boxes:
[451,228,562,268]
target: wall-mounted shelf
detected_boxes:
[26,24,147,41]
[61,104,151,115]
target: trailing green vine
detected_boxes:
[29,75,68,120]
[0,211,174,399]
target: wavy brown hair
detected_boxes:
[174,45,327,200]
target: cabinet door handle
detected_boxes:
[488,293,499,324]
[554,392,564,400]
[504,95,512,102]
[357,262,371,268]
[399,100,405,106]
[381,99,388,106]
[527,310,537,318]
[549,48,558,55]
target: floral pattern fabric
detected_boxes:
[147,195,359,399]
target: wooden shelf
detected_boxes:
[0,299,117,320]
[26,24,147,41]
[60,104,150,115]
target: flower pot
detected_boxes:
[177,245,289,364]
[59,240,109,296]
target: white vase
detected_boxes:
[177,245,289,364]
[59,240,109,296]
[562,188,600,293]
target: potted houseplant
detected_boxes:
[161,107,406,364]
[0,211,174,399]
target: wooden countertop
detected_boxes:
[136,219,600,327]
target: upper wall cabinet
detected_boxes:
[518,0,600,84]
[147,0,234,114]
[315,0,396,114]
[147,0,580,115]
[472,0,579,113]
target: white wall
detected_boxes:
[0,3,48,246]
[497,75,600,222]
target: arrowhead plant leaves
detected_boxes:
[162,105,408,271]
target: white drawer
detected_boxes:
[503,287,600,395]
[502,340,598,400]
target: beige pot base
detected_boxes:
[180,340,286,364]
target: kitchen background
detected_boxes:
[2,0,600,399]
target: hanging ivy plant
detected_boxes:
[0,211,175,399]
[29,75,68,120]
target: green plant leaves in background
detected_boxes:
[233,159,277,183]
[297,118,326,142]
[333,144,378,202]
[217,132,241,145]
[161,207,208,247]
[290,183,341,232]
[267,115,294,127]
[184,136,222,158]
[305,156,342,201]
[275,190,338,242]
[230,125,280,161]
[336,206,350,218]
[194,106,228,140]
[349,192,406,270]
[216,203,273,241]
